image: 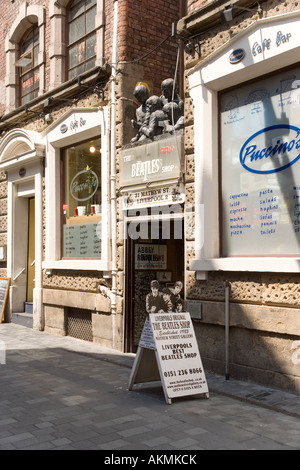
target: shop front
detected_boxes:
[42,107,117,346]
[120,135,185,352]
[185,9,300,391]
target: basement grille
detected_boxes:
[67,308,93,342]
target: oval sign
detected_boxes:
[229,48,245,64]
[70,169,99,202]
[239,125,300,174]
[60,124,68,134]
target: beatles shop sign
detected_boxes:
[119,135,183,187]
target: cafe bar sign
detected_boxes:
[119,135,183,187]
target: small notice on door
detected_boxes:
[129,312,209,404]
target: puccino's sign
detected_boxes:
[70,169,99,202]
[119,135,183,187]
[240,125,300,174]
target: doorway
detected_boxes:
[125,217,184,353]
[26,197,35,306]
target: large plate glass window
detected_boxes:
[220,66,300,256]
[62,138,102,258]
[68,0,97,80]
[16,25,40,106]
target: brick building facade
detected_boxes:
[0,0,183,351]
[0,0,300,396]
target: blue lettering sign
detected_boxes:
[239,125,300,174]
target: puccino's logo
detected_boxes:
[239,125,300,174]
[70,169,99,201]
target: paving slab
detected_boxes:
[0,323,300,452]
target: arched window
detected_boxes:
[68,0,97,80]
[5,4,45,113]
[16,26,40,106]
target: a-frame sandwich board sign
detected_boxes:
[128,312,209,405]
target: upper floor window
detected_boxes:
[16,26,40,106]
[68,0,97,80]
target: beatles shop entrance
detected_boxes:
[125,211,184,353]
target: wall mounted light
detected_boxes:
[184,39,204,57]
[221,2,263,22]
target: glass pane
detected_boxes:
[21,71,34,95]
[69,0,85,21]
[69,41,85,69]
[68,63,85,80]
[86,5,96,34]
[33,45,39,67]
[69,15,85,44]
[34,69,40,88]
[86,33,96,60]
[85,57,96,72]
[86,0,97,9]
[62,139,102,259]
[33,28,39,47]
[220,65,300,256]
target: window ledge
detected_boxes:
[190,257,300,273]
[43,260,111,273]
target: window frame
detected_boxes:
[18,25,40,106]
[60,136,102,260]
[67,0,97,80]
[43,107,111,273]
[5,4,45,113]
[188,11,300,275]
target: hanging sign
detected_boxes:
[119,135,183,187]
[129,312,209,404]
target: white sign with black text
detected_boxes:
[129,312,209,404]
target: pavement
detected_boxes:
[0,322,300,451]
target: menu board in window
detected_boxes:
[221,66,300,256]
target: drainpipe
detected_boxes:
[110,0,118,349]
[224,280,230,380]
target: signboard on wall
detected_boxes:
[122,184,185,210]
[129,312,209,404]
[119,135,183,187]
[221,65,300,255]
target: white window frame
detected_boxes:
[5,3,46,113]
[188,11,300,274]
[43,107,111,272]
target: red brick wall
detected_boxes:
[0,0,181,115]
[115,0,181,95]
[187,0,207,13]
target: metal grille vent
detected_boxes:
[67,308,93,342]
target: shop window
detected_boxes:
[67,0,97,80]
[62,138,102,259]
[16,26,40,106]
[220,65,300,256]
